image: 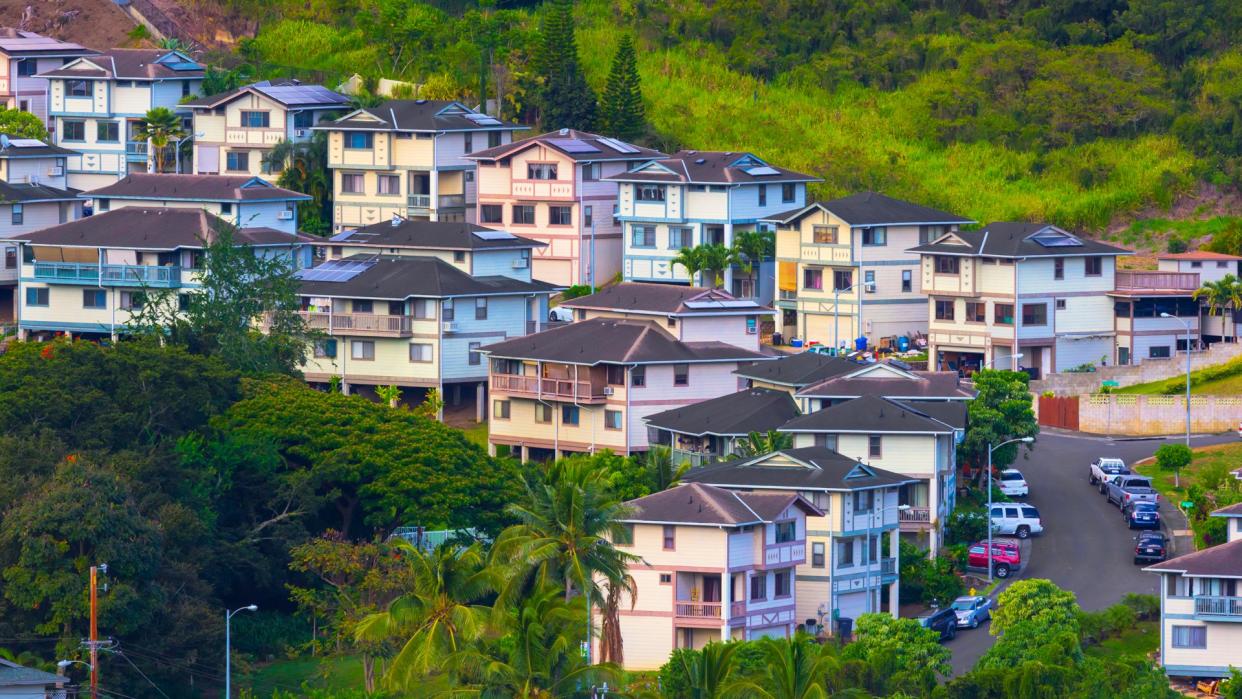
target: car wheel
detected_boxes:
[1134,557,1141,565]
[1016,525,1030,539]
[946,625,956,641]
[995,564,1010,578]
[970,617,980,629]
[1089,475,1097,485]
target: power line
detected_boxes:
[109,651,170,699]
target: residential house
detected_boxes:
[465,129,663,287]
[607,151,818,298]
[482,318,770,460]
[317,100,526,230]
[84,173,310,233]
[602,482,823,670]
[644,387,801,466]
[0,29,96,123]
[14,207,311,340]
[793,360,977,413]
[766,193,973,348]
[185,79,350,178]
[1111,269,1203,365]
[1145,502,1242,680]
[0,657,66,699]
[1159,251,1242,344]
[909,223,1131,378]
[681,447,916,632]
[734,352,862,395]
[38,49,204,189]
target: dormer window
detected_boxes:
[934,256,960,274]
[344,132,373,149]
[67,80,90,97]
[527,163,557,180]
[636,184,665,202]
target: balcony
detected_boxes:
[899,506,932,532]
[1115,270,1199,292]
[671,448,717,468]
[1194,596,1242,621]
[674,602,721,619]
[126,141,148,156]
[438,194,466,209]
[32,262,182,288]
[298,311,415,337]
[763,540,806,568]
[408,194,431,209]
[490,374,608,403]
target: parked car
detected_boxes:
[967,539,1022,578]
[1123,501,1161,530]
[548,307,574,323]
[989,503,1043,539]
[998,469,1029,497]
[1089,457,1130,488]
[1134,531,1168,564]
[1106,475,1159,508]
[917,607,959,641]
[950,595,993,629]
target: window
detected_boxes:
[668,227,691,249]
[313,339,337,358]
[1171,626,1206,649]
[757,184,767,206]
[463,132,472,153]
[631,225,655,247]
[475,297,488,320]
[17,100,27,112]
[344,132,373,149]
[864,270,876,293]
[659,572,672,584]
[67,80,90,97]
[854,490,874,513]
[673,363,688,386]
[584,163,601,181]
[513,205,535,225]
[221,150,251,173]
[869,435,882,458]
[240,111,270,128]
[492,399,511,419]
[605,409,622,430]
[1149,346,1171,359]
[934,256,960,274]
[615,524,634,546]
[10,204,21,226]
[663,525,676,550]
[813,434,838,450]
[636,184,665,201]
[352,300,373,314]
[774,570,791,597]
[468,342,481,366]
[862,227,887,246]
[96,121,119,142]
[994,303,1014,325]
[488,131,502,148]
[82,289,106,309]
[813,225,837,244]
[1021,303,1047,326]
[220,202,233,215]
[535,404,552,423]
[749,574,766,600]
[480,205,503,223]
[16,60,35,77]
[562,405,580,425]
[182,81,191,98]
[527,163,557,180]
[1218,261,1229,269]
[293,111,314,129]
[935,299,955,321]
[3,246,14,269]
[811,542,826,568]
[802,267,823,290]
[837,541,855,566]
[919,224,947,245]
[781,183,796,202]
[340,173,364,194]
[549,205,572,226]
[96,199,110,212]
[631,366,645,387]
[377,174,400,195]
[409,343,433,363]
[583,205,593,228]
[62,120,85,141]
[965,301,986,323]
[1056,299,1067,310]
[902,269,912,292]
[1190,261,1203,269]
[1085,257,1103,276]
[351,340,375,360]
[606,365,625,385]
[775,521,796,543]
[25,287,48,306]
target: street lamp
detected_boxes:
[987,436,1035,582]
[225,604,258,698]
[983,353,1023,371]
[1160,312,1192,461]
[834,280,876,355]
[865,502,910,614]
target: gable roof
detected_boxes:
[560,282,773,316]
[183,79,350,109]
[38,49,203,80]
[1145,538,1242,578]
[644,388,800,437]
[681,446,917,492]
[0,29,94,58]
[1213,502,1242,518]
[907,222,1132,259]
[734,352,860,387]
[621,482,821,526]
[606,151,819,185]
[796,363,976,400]
[0,180,80,203]
[894,399,968,430]
[321,100,526,133]
[85,174,311,203]
[0,658,63,688]
[779,395,954,434]
[464,128,664,163]
[480,318,770,365]
[295,254,555,300]
[763,192,973,227]
[327,218,544,251]
[0,135,78,158]
[12,208,312,249]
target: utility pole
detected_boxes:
[83,564,109,699]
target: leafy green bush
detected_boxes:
[1158,355,1242,394]
[230,611,312,657]
[945,508,988,545]
[1154,443,1193,473]
[561,284,594,300]
[1121,593,1160,621]
[899,542,964,606]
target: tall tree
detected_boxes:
[957,369,1039,486]
[599,35,645,142]
[734,430,793,458]
[732,230,774,299]
[535,0,597,130]
[135,106,187,173]
[266,133,332,235]
[698,243,737,288]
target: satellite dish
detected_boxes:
[0,135,10,150]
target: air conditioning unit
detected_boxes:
[48,167,63,177]
[277,210,294,220]
[294,129,307,137]
[602,386,615,396]
[746,326,757,335]
[442,321,458,333]
[511,258,528,269]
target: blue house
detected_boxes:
[83,173,310,234]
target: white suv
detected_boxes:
[998,469,1029,497]
[989,503,1043,539]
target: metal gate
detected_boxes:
[1038,395,1080,431]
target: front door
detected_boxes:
[1118,347,1130,366]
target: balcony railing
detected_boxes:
[33,262,182,287]
[671,448,717,468]
[126,141,148,156]
[1195,596,1242,619]
[674,602,721,619]
[438,194,466,208]
[779,289,798,301]
[764,540,806,567]
[1115,270,1200,291]
[408,194,431,209]
[900,507,932,531]
[490,374,608,403]
[731,601,746,619]
[298,311,415,337]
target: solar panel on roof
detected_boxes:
[745,166,780,176]
[296,258,376,282]
[473,229,517,240]
[1029,227,1082,247]
[548,138,601,154]
[9,138,45,147]
[465,113,502,126]
[597,136,639,154]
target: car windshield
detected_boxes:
[1001,472,1023,480]
[950,599,976,611]
[1135,503,1158,511]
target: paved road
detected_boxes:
[945,430,1237,676]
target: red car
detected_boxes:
[967,540,1022,579]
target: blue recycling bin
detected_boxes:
[897,336,910,352]
[854,336,867,352]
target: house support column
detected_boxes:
[720,572,733,642]
[475,382,485,422]
[520,445,530,462]
[341,381,351,396]
[890,527,900,619]
[487,442,497,457]
[429,171,440,222]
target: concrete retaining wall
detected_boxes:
[1078,394,1242,436]
[1032,342,1242,396]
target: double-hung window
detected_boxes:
[409,343,433,363]
[549,205,572,226]
[935,299,955,321]
[673,363,689,386]
[862,227,887,246]
[668,227,691,249]
[226,151,250,172]
[631,225,655,248]
[527,163,557,180]
[10,204,22,226]
[377,174,400,195]
[757,185,767,206]
[803,268,823,290]
[513,205,535,225]
[1171,626,1206,649]
[636,184,665,201]
[781,182,796,203]
[96,122,119,142]
[240,111,270,128]
[344,132,373,149]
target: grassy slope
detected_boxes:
[1113,357,1242,394]
[1134,442,1242,505]
[1083,621,1159,661]
[243,655,363,696]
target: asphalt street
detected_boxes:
[944,429,1238,676]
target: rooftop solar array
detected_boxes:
[1029,227,1082,247]
[597,136,640,154]
[465,113,503,126]
[297,258,376,282]
[260,84,350,106]
[473,229,517,240]
[548,138,601,154]
[9,138,46,147]
[745,166,781,176]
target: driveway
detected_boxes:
[944,429,1237,676]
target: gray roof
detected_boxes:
[465,128,664,163]
[621,482,820,526]
[328,218,544,251]
[606,151,819,185]
[779,395,954,434]
[184,79,350,109]
[644,388,800,437]
[682,446,917,492]
[907,222,1132,258]
[86,174,311,203]
[323,99,526,133]
[480,318,770,365]
[561,282,772,316]
[296,254,556,300]
[0,181,80,203]
[895,399,968,430]
[13,208,311,249]
[37,49,203,80]
[735,352,860,387]
[1145,538,1242,577]
[1213,502,1242,518]
[0,658,64,688]
[796,368,976,400]
[0,29,94,58]
[0,137,78,158]
[762,192,973,227]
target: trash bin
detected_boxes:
[772,332,784,346]
[836,617,853,640]
[854,336,867,352]
[897,335,910,352]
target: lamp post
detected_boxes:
[834,279,876,355]
[1160,312,1192,462]
[865,502,910,614]
[983,353,1023,371]
[225,605,257,698]
[987,436,1035,582]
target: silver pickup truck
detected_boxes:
[1105,475,1159,508]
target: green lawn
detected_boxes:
[1084,621,1159,661]
[242,655,364,697]
[460,420,489,448]
[1135,442,1242,506]
[1114,358,1242,395]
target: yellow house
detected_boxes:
[317,100,527,231]
[767,193,972,350]
[601,482,822,670]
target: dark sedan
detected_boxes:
[917,607,958,642]
[1123,501,1161,529]
[1133,531,1167,564]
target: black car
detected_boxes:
[917,607,958,641]
[1124,501,1161,529]
[1134,531,1167,564]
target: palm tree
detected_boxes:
[732,230,774,298]
[597,574,635,665]
[135,106,186,173]
[642,445,689,488]
[751,635,845,699]
[673,245,707,286]
[355,542,493,690]
[1193,274,1242,343]
[265,133,332,235]
[673,641,752,698]
[698,243,736,289]
[733,429,793,457]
